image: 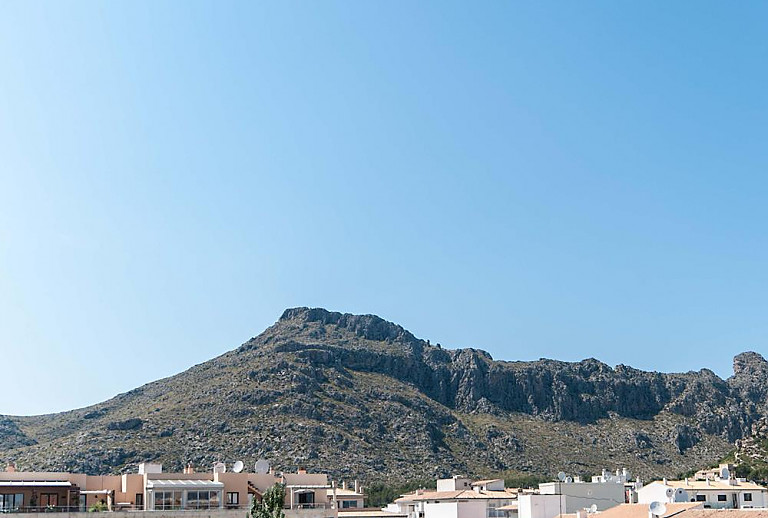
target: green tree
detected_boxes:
[250,483,286,518]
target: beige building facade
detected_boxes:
[0,463,341,516]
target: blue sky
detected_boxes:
[1,2,767,416]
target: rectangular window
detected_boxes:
[696,495,706,502]
[136,494,144,509]
[342,501,358,508]
[227,492,239,506]
[0,494,24,511]
[718,495,727,502]
[41,494,59,507]
[154,491,182,510]
[187,491,199,509]
[298,492,315,506]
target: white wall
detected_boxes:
[437,479,473,492]
[518,494,567,518]
[636,483,670,505]
[421,500,487,518]
[539,482,625,513]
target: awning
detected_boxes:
[0,481,72,487]
[81,490,114,495]
[147,479,224,489]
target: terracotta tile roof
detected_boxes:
[687,510,768,518]
[589,503,703,518]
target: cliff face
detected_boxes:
[0,308,765,482]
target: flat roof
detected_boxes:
[649,480,768,491]
[335,488,365,497]
[396,489,517,502]
[338,510,406,518]
[592,502,703,518]
[147,479,224,489]
[0,481,72,487]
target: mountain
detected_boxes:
[1,307,766,484]
[730,416,768,481]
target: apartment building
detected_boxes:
[0,462,339,516]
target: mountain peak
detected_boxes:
[278,307,422,345]
[733,351,768,376]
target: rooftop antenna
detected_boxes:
[720,467,730,480]
[565,476,573,484]
[665,487,675,501]
[558,472,567,482]
[649,501,667,518]
[254,459,270,474]
[590,505,598,514]
[233,460,244,473]
[213,462,226,474]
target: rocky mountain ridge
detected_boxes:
[1,307,766,483]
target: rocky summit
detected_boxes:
[1,307,767,483]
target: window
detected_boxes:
[186,490,221,510]
[136,494,144,509]
[744,494,752,502]
[154,491,182,510]
[0,494,24,510]
[342,501,358,508]
[717,495,727,502]
[298,492,315,507]
[40,494,59,507]
[488,500,510,518]
[696,495,706,502]
[227,492,240,507]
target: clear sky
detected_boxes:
[1,2,767,416]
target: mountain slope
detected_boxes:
[1,307,766,483]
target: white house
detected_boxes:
[637,477,767,510]
[390,477,518,518]
[537,479,626,514]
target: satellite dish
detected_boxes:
[721,467,730,480]
[665,488,675,499]
[233,460,244,473]
[590,505,598,513]
[254,459,270,474]
[649,502,667,517]
[558,472,567,482]
[565,476,573,483]
[213,462,226,473]
[674,489,689,503]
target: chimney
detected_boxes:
[184,463,195,474]
[342,481,347,490]
[685,478,689,486]
[298,468,307,475]
[354,480,359,493]
[5,463,16,473]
